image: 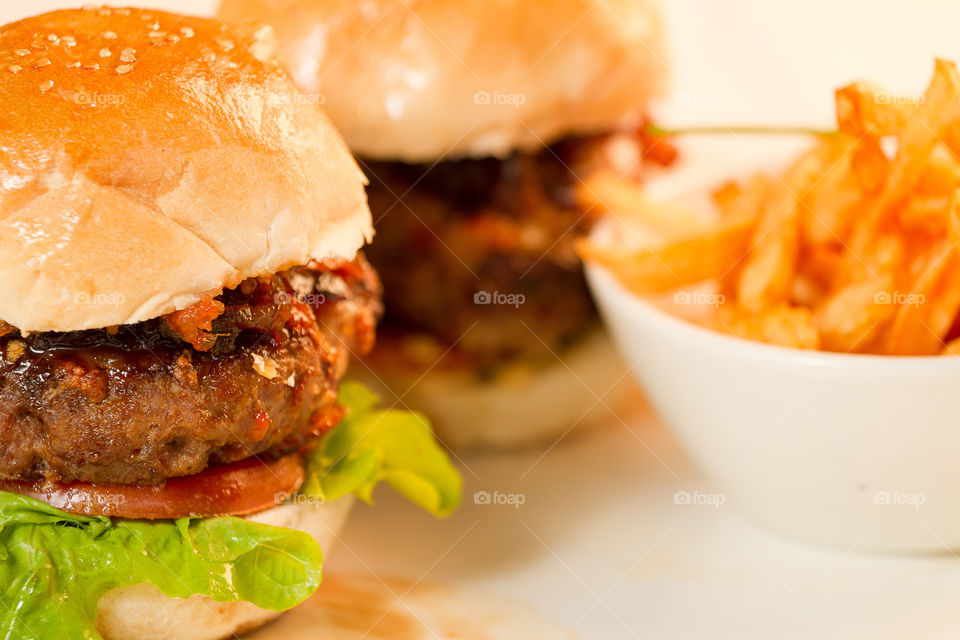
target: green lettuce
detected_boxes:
[0,382,460,639]
[0,496,323,640]
[303,381,461,517]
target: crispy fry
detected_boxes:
[815,276,896,352]
[835,81,913,138]
[887,240,960,355]
[800,136,861,246]
[942,337,960,355]
[713,174,771,221]
[583,61,960,356]
[877,60,960,215]
[736,149,824,310]
[577,215,755,294]
[716,305,820,350]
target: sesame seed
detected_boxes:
[103,31,117,40]
[35,58,51,68]
[8,65,21,73]
[165,34,180,43]
[46,34,58,42]
[99,48,111,58]
[115,64,133,75]
[83,63,99,70]
[149,31,163,39]
[66,61,81,68]
[39,80,53,91]
[180,27,195,38]
[120,48,136,62]
[14,49,29,56]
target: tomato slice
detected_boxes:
[0,454,305,520]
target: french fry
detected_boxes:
[849,134,888,196]
[815,276,896,353]
[716,305,820,350]
[835,81,913,138]
[736,149,824,310]
[800,136,861,247]
[713,174,771,221]
[942,337,960,355]
[887,240,960,355]
[582,61,960,356]
[877,60,960,214]
[577,216,755,294]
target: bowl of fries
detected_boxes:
[581,60,960,552]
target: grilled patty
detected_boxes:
[0,257,381,485]
[362,130,668,369]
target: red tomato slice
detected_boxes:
[0,454,305,520]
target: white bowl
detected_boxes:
[586,259,960,553]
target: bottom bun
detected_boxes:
[95,496,355,640]
[359,329,641,450]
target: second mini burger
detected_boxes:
[218,0,675,449]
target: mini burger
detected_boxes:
[218,0,674,449]
[0,8,460,640]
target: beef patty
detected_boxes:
[0,256,381,485]
[362,128,673,370]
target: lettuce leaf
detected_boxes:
[0,382,461,639]
[0,493,323,640]
[303,381,462,518]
